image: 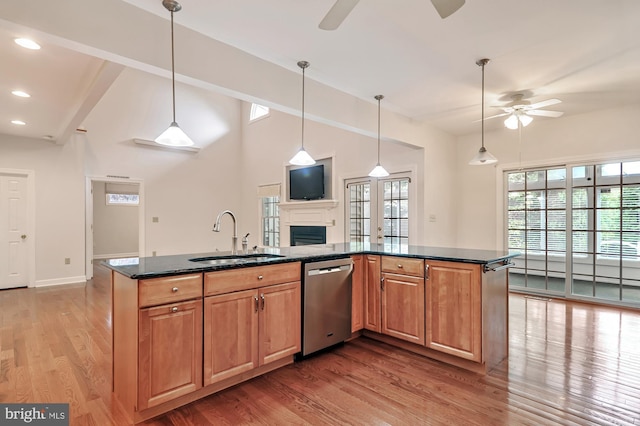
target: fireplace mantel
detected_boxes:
[279,199,339,227]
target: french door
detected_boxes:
[345,174,410,251]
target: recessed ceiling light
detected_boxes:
[14,38,41,50]
[12,90,31,98]
[11,120,26,126]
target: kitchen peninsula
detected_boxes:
[105,243,516,424]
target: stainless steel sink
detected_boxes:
[189,253,284,265]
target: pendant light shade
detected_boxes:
[289,61,315,166]
[155,0,194,147]
[369,95,389,178]
[469,58,497,166]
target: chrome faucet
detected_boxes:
[213,210,238,254]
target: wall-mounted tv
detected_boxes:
[289,164,325,201]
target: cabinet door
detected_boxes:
[351,255,364,332]
[381,272,425,345]
[259,282,301,366]
[425,260,482,362]
[203,289,259,386]
[363,255,381,332]
[138,299,202,410]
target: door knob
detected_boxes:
[21,234,27,240]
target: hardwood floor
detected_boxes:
[1,265,639,425]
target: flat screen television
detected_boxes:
[289,164,325,200]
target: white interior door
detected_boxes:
[1,174,28,289]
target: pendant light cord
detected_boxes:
[376,95,383,164]
[481,60,485,149]
[301,64,305,149]
[170,9,176,123]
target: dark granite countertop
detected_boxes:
[103,243,517,280]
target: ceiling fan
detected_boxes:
[485,94,564,129]
[319,0,465,31]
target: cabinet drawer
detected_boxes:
[381,256,424,277]
[139,273,203,308]
[205,262,301,296]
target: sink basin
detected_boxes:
[189,253,284,265]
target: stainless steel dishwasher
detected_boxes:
[301,257,353,356]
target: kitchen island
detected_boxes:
[105,243,515,424]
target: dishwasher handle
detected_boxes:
[307,263,353,277]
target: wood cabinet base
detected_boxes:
[362,331,502,375]
[119,356,293,424]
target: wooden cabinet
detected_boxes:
[380,256,425,345]
[113,272,204,421]
[138,299,202,410]
[425,260,482,362]
[203,263,301,387]
[350,255,364,332]
[363,255,381,332]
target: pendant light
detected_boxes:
[289,61,316,166]
[369,95,389,178]
[469,58,498,166]
[155,0,194,147]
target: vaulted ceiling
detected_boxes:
[2,0,640,143]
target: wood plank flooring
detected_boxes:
[1,264,639,425]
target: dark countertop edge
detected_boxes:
[103,248,518,280]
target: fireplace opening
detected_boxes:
[290,226,327,246]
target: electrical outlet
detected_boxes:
[152,217,159,223]
[152,251,157,256]
[64,258,70,264]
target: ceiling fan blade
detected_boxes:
[319,0,360,30]
[430,0,465,19]
[472,112,509,122]
[527,110,564,118]
[527,98,561,110]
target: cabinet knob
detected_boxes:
[257,275,264,280]
[172,287,179,292]
[170,306,178,313]
[397,264,403,269]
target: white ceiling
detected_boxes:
[2,0,640,141]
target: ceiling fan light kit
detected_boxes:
[470,58,498,166]
[289,61,316,166]
[155,0,195,148]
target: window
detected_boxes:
[105,182,139,206]
[506,160,640,306]
[106,193,139,206]
[261,196,279,247]
[249,103,270,122]
[346,174,411,251]
[347,181,371,244]
[506,167,567,294]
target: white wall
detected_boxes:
[83,67,244,257]
[92,182,138,258]
[0,135,86,285]
[238,103,459,247]
[455,104,640,251]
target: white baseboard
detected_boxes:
[35,275,87,288]
[93,252,139,260]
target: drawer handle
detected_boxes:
[172,287,179,292]
[258,275,264,280]
[170,306,179,313]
